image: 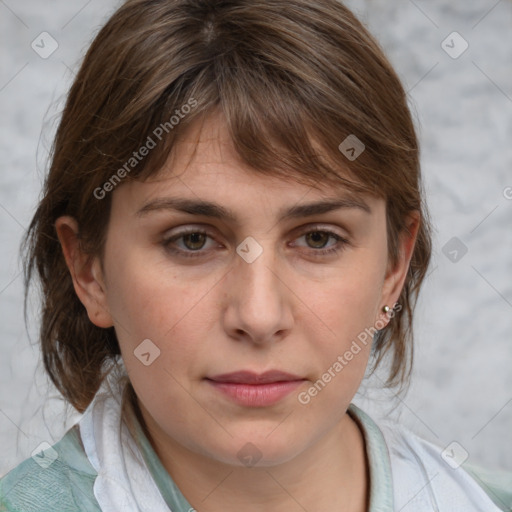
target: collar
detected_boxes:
[348,404,394,512]
[134,403,394,511]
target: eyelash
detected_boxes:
[162,227,350,259]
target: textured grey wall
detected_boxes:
[1,0,511,476]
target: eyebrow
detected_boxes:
[136,195,372,221]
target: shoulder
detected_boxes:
[0,425,101,512]
[462,461,512,511]
[381,423,512,511]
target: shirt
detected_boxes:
[1,382,511,511]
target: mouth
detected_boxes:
[207,370,305,384]
[205,370,307,407]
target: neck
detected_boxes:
[137,401,369,512]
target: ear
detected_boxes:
[55,216,113,328]
[380,211,420,314]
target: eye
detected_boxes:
[162,226,350,259]
[292,228,350,256]
[162,228,219,258]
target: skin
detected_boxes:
[56,112,419,512]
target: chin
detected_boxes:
[218,433,306,469]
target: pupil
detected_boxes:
[307,232,328,248]
[185,233,205,250]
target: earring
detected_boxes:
[382,305,390,314]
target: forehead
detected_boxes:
[111,110,385,221]
[144,111,372,196]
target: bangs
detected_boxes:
[91,0,411,201]
[126,72,373,199]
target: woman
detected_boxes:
[1,0,510,510]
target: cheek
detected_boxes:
[299,252,386,394]
[308,253,386,338]
[106,257,210,427]
[102,246,211,371]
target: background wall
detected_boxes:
[1,0,511,476]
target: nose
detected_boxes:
[221,240,294,346]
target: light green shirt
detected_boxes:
[1,404,511,511]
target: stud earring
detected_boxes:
[382,305,390,314]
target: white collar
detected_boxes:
[79,375,503,512]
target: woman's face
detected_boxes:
[67,112,414,467]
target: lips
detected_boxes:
[206,370,306,407]
[206,370,304,384]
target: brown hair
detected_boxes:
[23,0,432,413]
